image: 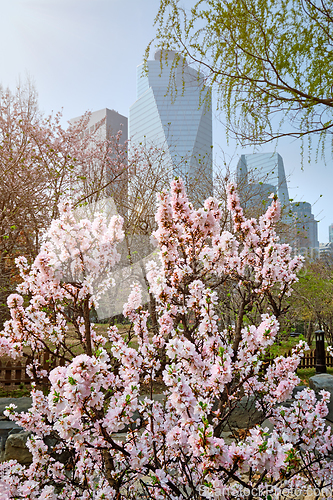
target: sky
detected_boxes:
[1,0,332,243]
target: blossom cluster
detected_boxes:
[0,178,330,499]
[0,201,123,366]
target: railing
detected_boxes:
[1,348,332,389]
[0,352,65,388]
[263,349,333,370]
[0,359,31,387]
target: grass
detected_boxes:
[0,383,31,398]
[267,336,315,357]
[266,336,333,386]
[296,367,333,386]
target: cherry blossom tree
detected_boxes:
[1,178,333,499]
[0,82,128,327]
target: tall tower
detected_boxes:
[70,108,127,144]
[129,50,213,201]
[291,201,319,250]
[329,223,333,243]
[70,108,128,214]
[237,153,290,209]
[236,152,319,250]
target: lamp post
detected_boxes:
[315,330,326,373]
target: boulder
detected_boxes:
[0,397,32,417]
[0,397,32,459]
[309,374,333,422]
[3,430,32,465]
[220,431,234,445]
[228,396,264,429]
[0,420,23,459]
[121,394,167,432]
[219,387,308,431]
[291,385,307,398]
[261,418,274,434]
[44,434,72,465]
[279,385,308,409]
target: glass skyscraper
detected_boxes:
[129,50,213,200]
[329,223,333,243]
[237,152,290,208]
[290,201,319,249]
[237,152,319,249]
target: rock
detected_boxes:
[112,432,127,443]
[121,394,167,432]
[261,418,274,434]
[324,420,333,433]
[0,394,166,463]
[228,396,264,429]
[0,397,32,458]
[0,397,32,417]
[0,420,22,434]
[279,386,308,409]
[44,434,72,465]
[292,385,307,397]
[3,430,32,465]
[309,374,333,422]
[0,420,23,458]
[220,431,234,445]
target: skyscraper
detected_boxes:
[236,152,319,250]
[71,108,127,142]
[329,223,333,243]
[291,201,319,250]
[129,50,213,201]
[70,108,128,213]
[237,153,290,209]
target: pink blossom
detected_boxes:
[2,178,332,498]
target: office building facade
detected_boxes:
[291,201,319,250]
[237,153,290,209]
[329,223,333,243]
[71,107,127,143]
[129,50,213,201]
[70,108,128,212]
[237,152,319,250]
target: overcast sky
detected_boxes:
[1,0,332,243]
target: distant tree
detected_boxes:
[290,259,333,344]
[0,82,128,326]
[151,0,333,156]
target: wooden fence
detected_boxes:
[0,352,65,388]
[1,349,333,388]
[263,349,333,370]
[0,359,31,387]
